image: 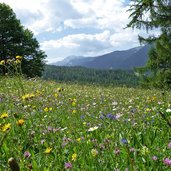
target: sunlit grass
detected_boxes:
[0,77,171,170]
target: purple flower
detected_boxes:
[168,142,171,149]
[24,151,31,159]
[163,158,171,166]
[65,162,72,169]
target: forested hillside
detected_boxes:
[43,65,139,87]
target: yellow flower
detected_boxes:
[22,93,35,100]
[44,147,52,154]
[1,123,11,132]
[141,146,149,155]
[72,153,77,161]
[44,107,49,112]
[57,88,63,92]
[77,138,81,142]
[16,55,22,59]
[17,119,25,126]
[6,59,13,64]
[0,112,8,119]
[91,149,98,157]
[0,60,5,65]
[72,102,76,107]
[54,93,58,98]
[49,107,52,111]
[15,59,21,64]
[72,109,77,114]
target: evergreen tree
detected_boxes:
[0,3,46,77]
[127,0,171,88]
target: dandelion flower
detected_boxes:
[2,123,11,132]
[72,102,76,107]
[16,55,22,59]
[44,107,49,112]
[17,119,25,126]
[72,109,77,114]
[44,147,52,154]
[72,153,77,161]
[57,88,63,92]
[0,60,5,65]
[77,138,81,142]
[54,93,58,97]
[0,112,8,119]
[22,93,35,100]
[15,59,21,64]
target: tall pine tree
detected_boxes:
[127,0,171,88]
[0,3,46,77]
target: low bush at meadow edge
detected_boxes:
[0,77,171,170]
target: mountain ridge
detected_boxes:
[52,44,151,70]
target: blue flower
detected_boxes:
[121,138,128,144]
[106,113,116,120]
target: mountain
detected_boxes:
[52,44,151,70]
[54,55,94,66]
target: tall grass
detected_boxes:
[0,76,171,170]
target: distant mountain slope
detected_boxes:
[53,44,151,69]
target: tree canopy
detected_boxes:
[127,0,171,89]
[0,3,46,77]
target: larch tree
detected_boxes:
[127,0,171,89]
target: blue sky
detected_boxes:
[0,0,148,63]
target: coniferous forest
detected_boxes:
[43,65,139,87]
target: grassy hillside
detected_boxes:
[1,77,171,170]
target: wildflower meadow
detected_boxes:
[0,74,171,170]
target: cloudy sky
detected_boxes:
[0,0,148,63]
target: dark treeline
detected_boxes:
[43,65,139,87]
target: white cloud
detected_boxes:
[65,0,129,31]
[41,29,143,63]
[41,30,112,61]
[0,0,145,63]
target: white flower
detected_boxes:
[88,126,98,132]
[166,109,171,113]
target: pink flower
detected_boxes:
[65,162,72,169]
[152,156,158,161]
[163,158,171,166]
[130,148,135,152]
[114,149,120,155]
[168,142,171,149]
[24,151,31,159]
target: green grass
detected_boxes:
[0,76,171,170]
